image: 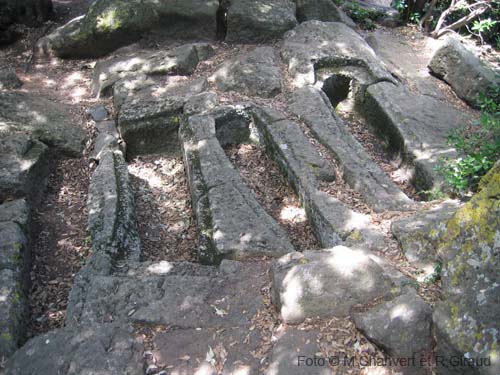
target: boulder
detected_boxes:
[184,91,219,115]
[0,133,49,203]
[352,290,433,375]
[92,43,214,96]
[0,68,22,89]
[295,0,355,27]
[117,78,207,157]
[429,38,500,108]
[37,0,158,58]
[271,248,396,323]
[210,46,284,98]
[36,0,219,58]
[0,91,84,157]
[433,163,500,375]
[226,0,298,43]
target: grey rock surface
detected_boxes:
[87,149,140,261]
[211,46,283,98]
[226,0,298,43]
[36,0,218,58]
[180,114,294,263]
[184,91,219,115]
[92,43,213,96]
[4,324,144,375]
[433,165,500,375]
[0,91,84,157]
[0,68,22,89]
[252,105,385,249]
[281,21,393,87]
[352,290,433,375]
[271,248,395,323]
[117,78,207,158]
[391,200,461,269]
[360,81,469,192]
[295,0,355,26]
[0,200,30,359]
[0,133,49,203]
[429,37,500,108]
[266,329,329,375]
[288,86,413,212]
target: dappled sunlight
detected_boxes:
[62,71,84,88]
[280,205,307,223]
[281,267,305,323]
[389,303,415,322]
[146,261,173,275]
[326,246,370,278]
[128,163,163,188]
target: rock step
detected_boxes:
[359,81,469,192]
[66,259,266,329]
[251,105,385,250]
[288,86,413,213]
[180,114,295,264]
[0,200,30,359]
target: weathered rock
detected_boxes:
[88,104,108,121]
[0,269,26,359]
[281,21,394,87]
[266,329,325,375]
[4,324,144,375]
[89,132,120,161]
[0,199,30,359]
[226,0,298,43]
[359,81,469,192]
[67,260,265,328]
[295,0,355,27]
[87,149,140,261]
[0,133,49,203]
[252,105,386,249]
[117,78,207,157]
[342,0,400,27]
[92,43,214,96]
[429,38,500,108]
[352,290,433,375]
[0,68,22,89]
[112,73,155,110]
[95,120,119,138]
[36,0,219,58]
[391,200,461,269]
[0,91,84,157]
[211,46,283,98]
[288,86,413,212]
[180,114,294,263]
[433,163,500,375]
[36,1,158,58]
[271,248,395,323]
[184,91,219,115]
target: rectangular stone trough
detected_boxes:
[251,106,385,251]
[288,86,413,212]
[359,81,469,192]
[180,113,294,264]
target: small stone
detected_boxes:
[89,105,108,121]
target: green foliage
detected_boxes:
[346,3,380,29]
[409,12,421,23]
[437,84,500,195]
